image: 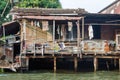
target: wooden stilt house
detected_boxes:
[1,7,120,71]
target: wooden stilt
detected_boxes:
[74,57,78,72]
[114,58,117,68]
[54,57,56,72]
[119,58,120,71]
[106,61,109,71]
[26,58,29,71]
[94,56,98,72]
[53,20,55,56]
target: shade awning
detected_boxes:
[79,13,120,25]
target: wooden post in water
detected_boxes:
[114,58,117,68]
[94,56,98,72]
[74,57,78,72]
[26,58,29,71]
[54,57,56,72]
[119,58,120,72]
[77,20,80,57]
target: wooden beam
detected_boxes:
[74,57,78,72]
[3,25,6,55]
[53,20,55,56]
[106,61,109,71]
[82,17,84,39]
[54,57,56,72]
[94,56,98,72]
[21,16,82,20]
[77,20,80,57]
[85,23,120,26]
[119,58,120,72]
[96,56,119,59]
[26,58,29,71]
[114,59,117,68]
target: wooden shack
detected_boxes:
[1,8,120,72]
[10,8,87,56]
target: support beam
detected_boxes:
[106,61,109,71]
[119,58,120,71]
[3,26,6,55]
[26,58,29,71]
[77,20,80,57]
[114,58,117,68]
[74,57,78,72]
[94,56,98,72]
[54,57,56,72]
[53,20,55,56]
[82,17,84,39]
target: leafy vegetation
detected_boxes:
[0,0,62,25]
[0,0,11,25]
[16,0,61,8]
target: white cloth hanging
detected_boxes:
[68,21,73,31]
[57,25,60,34]
[88,25,94,39]
[37,21,40,27]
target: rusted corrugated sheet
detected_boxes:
[81,40,115,53]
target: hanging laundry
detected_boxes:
[42,21,49,31]
[34,20,37,27]
[57,25,60,34]
[36,21,40,27]
[88,25,94,39]
[68,21,73,31]
[68,21,73,40]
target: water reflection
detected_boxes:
[0,70,120,80]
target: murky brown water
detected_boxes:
[0,70,120,80]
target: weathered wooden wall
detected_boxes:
[21,20,53,46]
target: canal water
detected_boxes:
[0,70,120,80]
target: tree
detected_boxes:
[16,0,62,8]
[0,0,62,25]
[0,0,11,25]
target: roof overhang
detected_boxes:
[16,15,82,20]
[80,13,120,25]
